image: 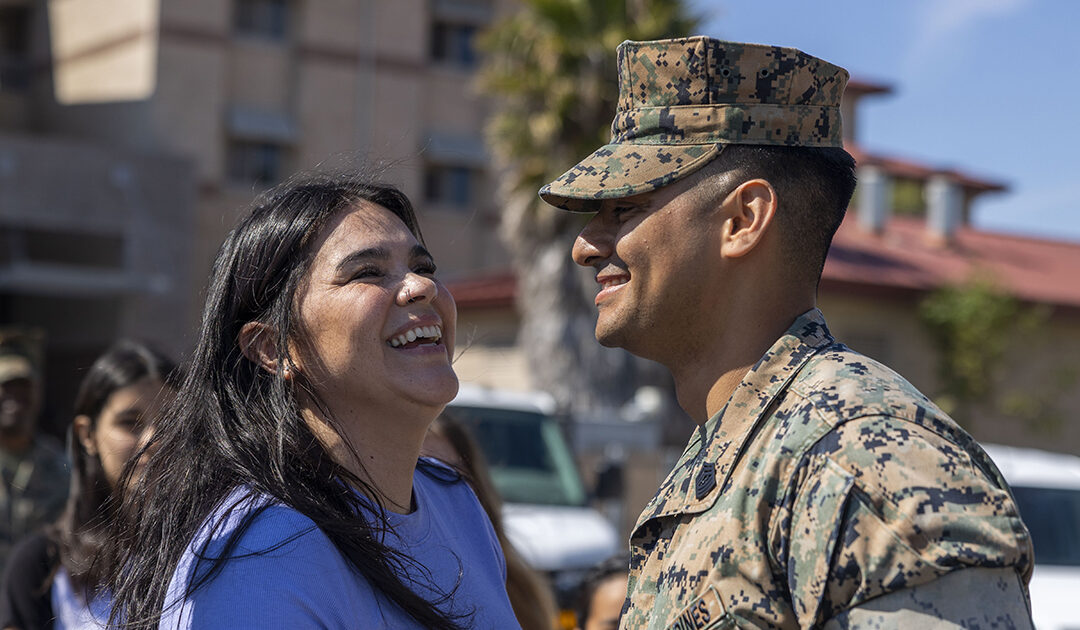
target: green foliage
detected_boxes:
[473,1,699,411]
[890,178,925,216]
[918,275,1073,431]
[478,0,699,242]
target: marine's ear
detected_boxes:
[238,321,292,378]
[720,178,778,259]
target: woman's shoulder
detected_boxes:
[164,490,374,629]
[193,488,337,562]
[415,456,464,484]
[414,458,483,508]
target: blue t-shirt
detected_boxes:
[160,460,520,629]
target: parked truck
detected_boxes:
[446,384,621,610]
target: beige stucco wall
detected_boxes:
[153,39,226,182]
[296,60,361,168]
[298,0,368,51]
[452,307,532,390]
[159,0,229,32]
[227,40,292,113]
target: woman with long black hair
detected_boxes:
[101,172,519,629]
[0,340,177,629]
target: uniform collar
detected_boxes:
[633,309,834,529]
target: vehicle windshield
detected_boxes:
[446,405,586,507]
[1011,485,1080,566]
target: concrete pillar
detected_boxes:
[857,165,891,234]
[927,174,962,243]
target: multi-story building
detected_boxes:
[0,0,513,429]
[1,1,1076,461]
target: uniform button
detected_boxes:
[695,461,716,500]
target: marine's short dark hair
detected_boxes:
[696,145,857,286]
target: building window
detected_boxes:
[234,0,289,40]
[431,21,479,67]
[425,164,477,207]
[227,140,283,185]
[891,177,926,216]
[0,6,31,90]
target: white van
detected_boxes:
[982,443,1080,630]
[446,385,621,603]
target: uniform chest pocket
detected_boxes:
[663,586,734,630]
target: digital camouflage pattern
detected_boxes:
[621,310,1033,629]
[0,436,68,571]
[540,37,848,212]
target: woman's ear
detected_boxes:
[239,321,292,378]
[74,414,96,456]
[721,178,779,259]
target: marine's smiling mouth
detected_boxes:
[595,266,630,305]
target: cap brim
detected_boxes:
[539,142,723,212]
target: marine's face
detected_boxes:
[0,377,37,438]
[570,177,726,363]
[292,201,459,417]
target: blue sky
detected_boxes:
[690,0,1080,243]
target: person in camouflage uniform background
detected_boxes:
[0,338,68,573]
[539,37,1033,629]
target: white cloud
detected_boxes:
[903,0,1031,76]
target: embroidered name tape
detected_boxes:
[665,586,727,630]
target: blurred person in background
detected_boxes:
[0,339,177,629]
[423,412,559,630]
[0,338,68,573]
[100,172,519,629]
[573,555,629,630]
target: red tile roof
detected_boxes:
[845,78,893,97]
[450,218,1080,311]
[824,215,1080,309]
[446,271,517,309]
[846,145,1007,193]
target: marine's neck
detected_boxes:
[670,297,813,425]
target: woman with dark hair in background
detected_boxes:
[423,413,559,630]
[0,340,177,630]
[574,555,629,630]
[101,172,519,629]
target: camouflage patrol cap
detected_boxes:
[539,37,849,211]
[0,353,34,384]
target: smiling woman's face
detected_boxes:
[292,201,458,420]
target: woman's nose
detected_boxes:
[398,273,438,306]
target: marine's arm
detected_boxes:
[821,567,1032,629]
[778,415,1033,628]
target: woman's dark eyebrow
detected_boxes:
[335,247,390,272]
[335,245,433,272]
[410,245,434,261]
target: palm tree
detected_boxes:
[478,0,698,417]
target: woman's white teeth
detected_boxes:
[388,325,442,348]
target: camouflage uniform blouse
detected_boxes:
[621,310,1033,629]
